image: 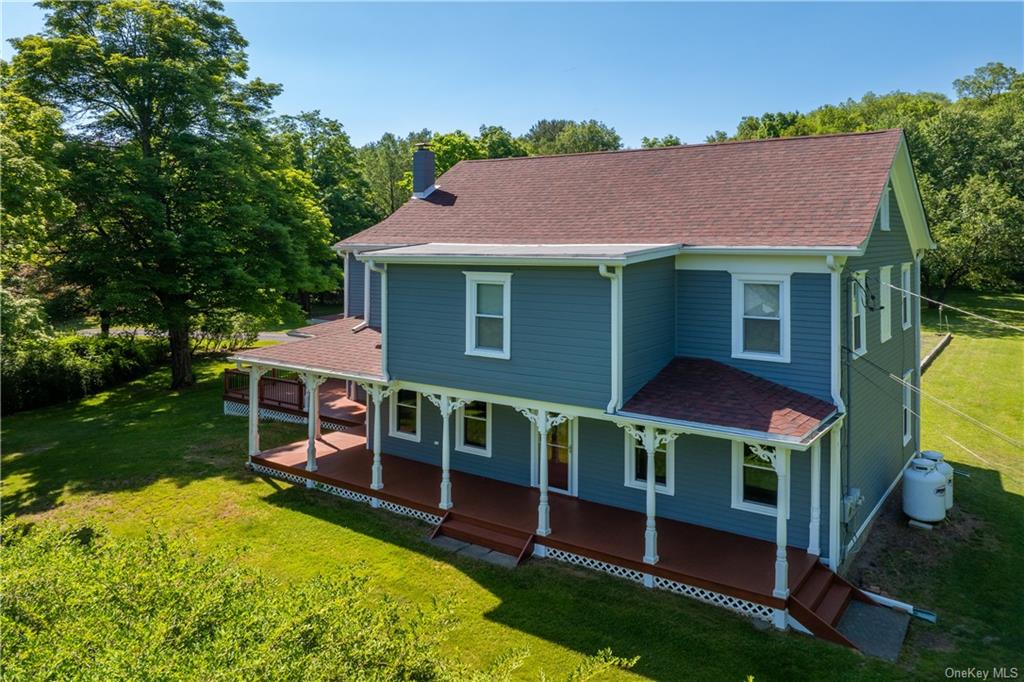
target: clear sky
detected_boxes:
[3,2,1022,147]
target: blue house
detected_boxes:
[228,129,935,649]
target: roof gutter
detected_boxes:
[229,357,385,384]
[598,264,623,413]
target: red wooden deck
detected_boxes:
[224,374,365,426]
[252,431,819,609]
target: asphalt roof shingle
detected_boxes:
[233,317,383,380]
[623,357,836,441]
[339,130,902,250]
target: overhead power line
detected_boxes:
[886,284,1024,333]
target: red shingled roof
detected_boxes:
[339,130,902,250]
[622,358,836,441]
[233,317,383,381]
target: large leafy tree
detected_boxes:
[11,0,336,387]
[274,111,381,242]
[478,124,529,159]
[358,129,430,215]
[547,119,622,154]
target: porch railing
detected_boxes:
[222,368,304,412]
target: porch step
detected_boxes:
[433,515,533,564]
[816,583,853,626]
[794,565,834,610]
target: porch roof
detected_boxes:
[622,357,836,442]
[231,316,384,381]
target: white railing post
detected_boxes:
[247,366,266,461]
[808,441,821,556]
[828,423,843,571]
[617,423,678,565]
[427,394,467,510]
[772,448,791,599]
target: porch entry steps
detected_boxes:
[431,512,535,565]
[790,563,878,649]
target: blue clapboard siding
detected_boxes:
[577,418,831,556]
[388,265,611,408]
[841,183,918,538]
[377,397,533,487]
[347,253,365,318]
[675,270,832,401]
[369,270,382,329]
[622,257,676,401]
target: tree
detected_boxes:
[548,120,622,154]
[521,118,572,155]
[704,130,730,143]
[478,124,529,159]
[358,129,430,215]
[274,111,381,241]
[11,0,336,387]
[641,134,682,148]
[954,62,1019,100]
[430,129,486,175]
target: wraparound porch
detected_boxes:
[249,430,820,619]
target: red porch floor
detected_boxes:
[252,431,818,609]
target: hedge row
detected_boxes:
[1,334,167,414]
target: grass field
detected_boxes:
[3,291,1021,680]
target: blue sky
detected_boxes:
[3,2,1021,146]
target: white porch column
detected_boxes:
[361,383,394,490]
[518,408,571,536]
[828,423,843,571]
[301,373,327,474]
[808,441,822,556]
[619,424,678,565]
[427,394,468,510]
[247,365,266,461]
[772,447,791,599]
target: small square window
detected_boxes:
[465,273,511,359]
[388,389,421,442]
[456,401,491,457]
[731,274,790,363]
[880,186,891,231]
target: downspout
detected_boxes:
[598,264,622,413]
[827,254,847,570]
[366,259,389,381]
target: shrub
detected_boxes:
[0,333,167,414]
[0,522,637,681]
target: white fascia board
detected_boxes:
[677,253,837,274]
[229,356,385,384]
[360,244,683,268]
[678,245,864,257]
[612,409,840,451]
[890,134,936,251]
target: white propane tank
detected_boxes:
[903,458,947,523]
[920,450,954,510]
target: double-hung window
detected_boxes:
[623,429,674,495]
[880,265,893,343]
[850,270,867,357]
[879,185,891,231]
[901,263,912,330]
[456,401,491,457]
[388,389,421,442]
[902,369,913,445]
[731,442,785,516]
[731,274,790,363]
[465,272,511,359]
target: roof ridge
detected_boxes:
[455,129,904,165]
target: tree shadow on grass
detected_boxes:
[1,356,304,517]
[921,290,1024,340]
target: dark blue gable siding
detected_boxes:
[369,270,382,329]
[675,270,832,401]
[622,257,676,401]
[347,253,365,318]
[388,265,611,408]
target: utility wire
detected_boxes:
[885,284,1024,333]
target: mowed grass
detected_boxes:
[3,291,1021,680]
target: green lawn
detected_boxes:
[3,291,1021,680]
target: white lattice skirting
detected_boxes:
[224,400,351,432]
[246,462,443,526]
[538,544,775,623]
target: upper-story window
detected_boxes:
[456,401,491,457]
[901,263,912,330]
[851,270,867,357]
[465,272,511,359]
[388,389,421,442]
[880,265,893,343]
[902,369,913,445]
[879,185,891,231]
[731,274,791,363]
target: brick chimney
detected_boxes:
[412,143,435,198]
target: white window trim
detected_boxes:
[530,417,578,496]
[388,390,421,443]
[850,270,868,358]
[880,186,891,231]
[902,369,913,446]
[730,273,791,364]
[455,401,492,457]
[464,271,512,360]
[622,431,675,495]
[901,263,912,330]
[730,442,789,518]
[880,265,892,343]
